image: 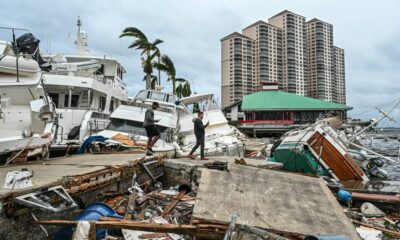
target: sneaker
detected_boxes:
[188,154,196,160]
[146,149,154,156]
[201,157,209,160]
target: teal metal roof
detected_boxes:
[241,91,352,111]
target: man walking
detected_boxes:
[144,102,161,155]
[189,111,209,160]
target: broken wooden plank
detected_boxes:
[125,192,137,220]
[34,220,227,239]
[162,190,187,216]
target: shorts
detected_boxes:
[144,125,160,138]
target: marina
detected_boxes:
[0,3,400,240]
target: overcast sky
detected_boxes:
[1,0,399,124]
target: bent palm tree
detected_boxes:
[175,78,191,98]
[120,27,163,90]
[153,54,178,95]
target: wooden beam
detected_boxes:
[162,190,187,216]
[125,192,137,220]
[34,220,227,239]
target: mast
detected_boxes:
[75,16,88,56]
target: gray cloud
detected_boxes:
[1,0,399,124]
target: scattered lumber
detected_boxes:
[352,219,400,237]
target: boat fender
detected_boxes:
[337,190,352,203]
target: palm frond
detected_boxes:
[120,27,148,42]
[175,78,187,82]
[152,39,163,46]
[152,62,169,73]
[160,54,176,78]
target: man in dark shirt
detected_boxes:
[189,111,209,160]
[143,102,160,155]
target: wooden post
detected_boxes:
[88,221,96,240]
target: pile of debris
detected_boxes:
[334,189,400,239]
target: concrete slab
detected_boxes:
[0,153,144,197]
[192,164,360,239]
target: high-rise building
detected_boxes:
[242,21,283,92]
[306,18,334,102]
[333,46,346,104]
[269,10,307,96]
[221,32,255,107]
[220,10,346,108]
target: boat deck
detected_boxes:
[0,153,145,198]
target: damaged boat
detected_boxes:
[0,28,57,164]
[88,90,244,157]
[268,119,389,181]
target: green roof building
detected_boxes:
[238,83,352,136]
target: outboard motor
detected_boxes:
[366,157,387,179]
[15,33,50,71]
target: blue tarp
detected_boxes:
[77,135,108,154]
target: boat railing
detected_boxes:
[87,118,110,135]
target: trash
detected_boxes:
[355,226,383,240]
[3,169,33,189]
[14,185,77,212]
[360,202,386,217]
[54,202,123,240]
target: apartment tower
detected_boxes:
[268,10,307,96]
[306,18,334,102]
[220,10,346,108]
[221,32,255,107]
[333,46,346,104]
[242,21,283,92]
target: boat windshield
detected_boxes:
[135,90,176,104]
[106,118,168,135]
[184,97,219,114]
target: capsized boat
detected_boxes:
[0,29,57,164]
[268,119,388,182]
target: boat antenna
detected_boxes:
[75,16,88,56]
[347,99,400,143]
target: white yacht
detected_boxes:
[0,28,58,164]
[97,90,180,154]
[43,18,128,154]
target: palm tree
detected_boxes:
[153,54,178,95]
[120,27,163,90]
[175,79,191,98]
